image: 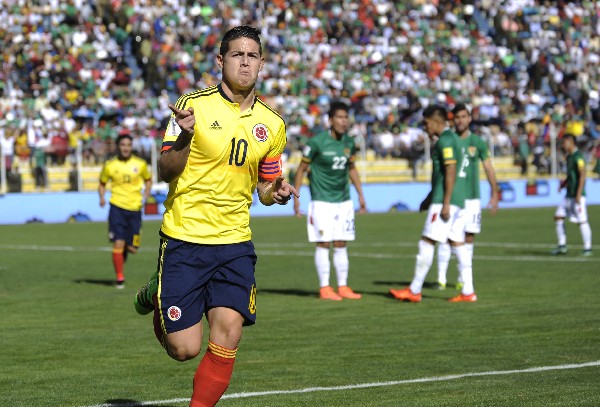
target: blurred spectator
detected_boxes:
[516,124,530,176]
[49,124,69,165]
[14,130,31,164]
[89,135,106,164]
[593,139,600,179]
[408,131,427,180]
[32,134,50,189]
[0,125,16,172]
[374,126,395,158]
[139,131,154,163]
[532,133,549,175]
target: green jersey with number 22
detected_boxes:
[302,131,357,203]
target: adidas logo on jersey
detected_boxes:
[209,121,222,130]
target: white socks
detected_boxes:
[580,222,592,250]
[333,247,349,287]
[410,240,435,294]
[437,242,451,285]
[460,243,473,285]
[437,242,472,286]
[315,246,330,287]
[316,246,350,287]
[556,220,592,250]
[556,220,566,246]
[453,244,474,295]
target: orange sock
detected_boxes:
[190,341,237,407]
[112,249,124,281]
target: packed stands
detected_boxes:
[1,0,599,192]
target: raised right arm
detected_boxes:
[159,104,195,183]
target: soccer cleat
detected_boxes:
[389,287,422,303]
[550,245,567,255]
[581,249,593,257]
[338,286,362,299]
[433,282,446,291]
[116,280,125,289]
[134,273,158,315]
[448,293,478,302]
[319,286,343,301]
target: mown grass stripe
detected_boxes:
[81,360,600,406]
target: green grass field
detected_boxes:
[1,207,599,407]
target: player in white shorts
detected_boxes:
[307,200,356,243]
[422,203,466,244]
[436,104,499,291]
[293,101,367,301]
[463,199,482,234]
[390,105,477,303]
[555,197,588,224]
[551,134,592,256]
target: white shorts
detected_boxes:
[422,204,466,243]
[555,197,588,223]
[464,199,482,234]
[307,200,355,242]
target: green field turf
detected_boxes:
[1,206,599,407]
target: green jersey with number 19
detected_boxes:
[430,129,467,208]
[463,133,490,200]
[302,131,357,203]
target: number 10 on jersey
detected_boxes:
[229,138,248,166]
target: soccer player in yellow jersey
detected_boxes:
[99,134,152,288]
[133,26,298,407]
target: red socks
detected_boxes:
[190,341,237,407]
[112,248,124,282]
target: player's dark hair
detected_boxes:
[220,26,262,56]
[329,101,349,118]
[452,103,471,116]
[422,104,448,121]
[563,133,576,143]
[116,134,132,145]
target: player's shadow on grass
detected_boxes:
[373,280,455,289]
[73,278,116,286]
[373,280,412,286]
[103,400,179,407]
[258,288,318,298]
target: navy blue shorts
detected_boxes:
[108,204,142,248]
[157,237,258,334]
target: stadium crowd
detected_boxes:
[1,0,600,181]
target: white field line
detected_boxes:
[0,244,598,262]
[82,360,600,407]
[2,241,599,251]
[259,241,600,250]
[258,250,600,263]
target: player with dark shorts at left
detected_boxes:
[133,26,298,407]
[99,133,152,288]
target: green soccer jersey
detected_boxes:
[430,129,467,208]
[302,131,357,203]
[566,149,586,198]
[462,133,490,200]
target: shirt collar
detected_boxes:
[218,83,258,114]
[217,83,233,103]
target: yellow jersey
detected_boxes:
[160,84,286,244]
[100,155,152,211]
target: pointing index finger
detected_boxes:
[288,185,300,198]
[168,103,181,115]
